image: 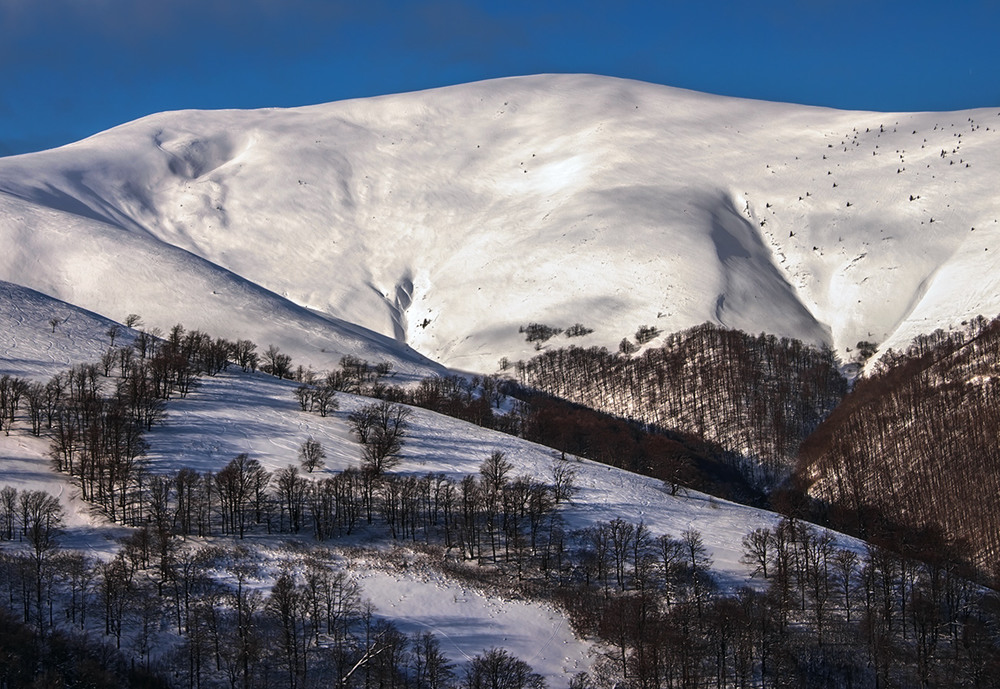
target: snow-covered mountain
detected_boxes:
[2,74,999,373]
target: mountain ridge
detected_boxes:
[2,74,999,373]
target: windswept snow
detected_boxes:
[1,75,998,372]
[356,565,592,680]
[0,280,134,379]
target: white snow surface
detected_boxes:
[355,565,592,680]
[2,74,999,372]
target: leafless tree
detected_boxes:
[299,437,326,473]
[463,647,546,689]
[349,401,412,474]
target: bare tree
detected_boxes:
[479,451,513,563]
[635,325,662,345]
[349,401,412,474]
[313,384,339,417]
[262,345,293,379]
[410,630,456,689]
[267,569,309,689]
[99,553,135,648]
[681,528,714,614]
[0,485,17,539]
[223,551,265,689]
[101,348,117,376]
[299,437,326,473]
[550,461,577,504]
[833,548,859,623]
[619,338,638,356]
[18,489,63,628]
[275,465,309,533]
[741,527,772,580]
[233,340,259,373]
[215,454,269,538]
[463,647,546,689]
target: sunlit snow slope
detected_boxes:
[2,74,999,372]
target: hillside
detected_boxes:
[796,316,1000,573]
[1,75,999,374]
[5,240,1000,687]
[4,75,1000,686]
[0,274,998,689]
[515,324,848,486]
[0,281,789,685]
[0,281,787,581]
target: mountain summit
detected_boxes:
[2,74,998,372]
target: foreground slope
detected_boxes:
[0,281,846,683]
[2,75,998,372]
[0,281,838,583]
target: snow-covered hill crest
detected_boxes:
[2,74,999,372]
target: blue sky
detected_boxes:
[1,0,998,156]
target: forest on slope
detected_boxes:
[510,314,1000,587]
[795,315,1000,578]
[513,323,847,489]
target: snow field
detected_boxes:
[354,560,592,682]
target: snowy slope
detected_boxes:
[0,280,847,683]
[0,285,594,680]
[145,370,787,590]
[0,282,134,552]
[0,276,796,589]
[0,191,442,378]
[1,74,998,372]
[0,280,136,378]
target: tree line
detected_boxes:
[511,323,847,489]
[0,320,324,528]
[295,358,761,505]
[0,507,544,689]
[552,515,1000,688]
[6,470,1000,688]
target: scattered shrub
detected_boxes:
[565,323,594,338]
[635,325,662,345]
[520,323,563,343]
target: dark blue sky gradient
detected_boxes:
[1,0,998,156]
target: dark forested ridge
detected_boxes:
[299,360,765,504]
[509,389,764,505]
[514,323,848,488]
[795,316,1000,579]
